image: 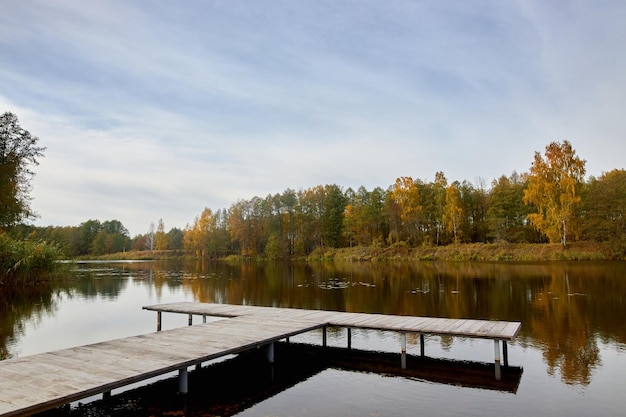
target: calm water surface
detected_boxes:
[1,260,625,416]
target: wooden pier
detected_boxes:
[0,302,521,417]
[144,302,520,372]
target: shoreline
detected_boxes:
[78,241,622,262]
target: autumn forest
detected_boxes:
[10,141,626,259]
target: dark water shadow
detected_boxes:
[312,343,523,393]
[39,342,522,417]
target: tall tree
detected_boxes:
[145,222,156,251]
[185,208,231,258]
[433,171,448,245]
[366,186,388,245]
[0,112,46,229]
[581,169,626,252]
[295,186,325,253]
[166,227,184,250]
[155,219,168,250]
[228,200,255,256]
[322,184,346,248]
[488,172,533,243]
[281,189,297,255]
[459,179,489,243]
[391,177,422,244]
[523,140,586,246]
[77,219,102,255]
[443,182,463,243]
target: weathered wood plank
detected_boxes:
[502,321,522,338]
[0,326,327,416]
[145,302,522,340]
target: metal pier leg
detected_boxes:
[322,326,327,347]
[188,314,193,326]
[178,368,188,394]
[157,311,162,332]
[102,391,111,401]
[347,328,352,350]
[266,342,275,364]
[503,341,509,367]
[202,315,207,324]
[401,332,407,369]
[494,340,502,381]
[420,334,425,357]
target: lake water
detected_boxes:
[1,260,625,416]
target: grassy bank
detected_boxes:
[0,233,62,285]
[311,241,618,262]
[78,241,622,262]
[75,249,189,261]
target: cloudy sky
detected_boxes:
[1,1,625,236]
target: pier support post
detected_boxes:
[322,326,327,347]
[266,342,275,364]
[347,328,352,350]
[494,340,502,381]
[202,315,207,324]
[157,311,162,332]
[188,314,193,326]
[419,334,425,357]
[178,368,188,394]
[503,341,509,367]
[401,332,407,369]
[102,390,111,401]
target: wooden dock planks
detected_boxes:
[144,302,521,340]
[0,316,325,417]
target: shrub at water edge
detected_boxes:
[0,233,61,285]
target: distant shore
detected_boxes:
[79,241,622,262]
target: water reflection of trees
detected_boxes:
[4,260,624,387]
[173,260,626,386]
[0,284,64,360]
[531,271,601,385]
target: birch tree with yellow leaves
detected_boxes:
[391,176,422,244]
[523,140,586,246]
[443,182,463,243]
[155,218,168,250]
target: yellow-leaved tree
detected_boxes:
[523,140,586,246]
[155,218,168,250]
[443,182,463,244]
[391,176,422,244]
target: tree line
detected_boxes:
[11,219,184,257]
[183,173,624,259]
[182,140,624,258]
[4,129,626,259]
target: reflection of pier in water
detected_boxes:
[308,344,523,393]
[63,342,523,416]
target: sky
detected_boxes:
[1,0,625,237]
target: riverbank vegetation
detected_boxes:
[75,241,613,262]
[0,233,61,285]
[0,112,62,284]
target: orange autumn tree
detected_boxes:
[523,140,586,246]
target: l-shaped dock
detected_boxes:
[0,302,521,417]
